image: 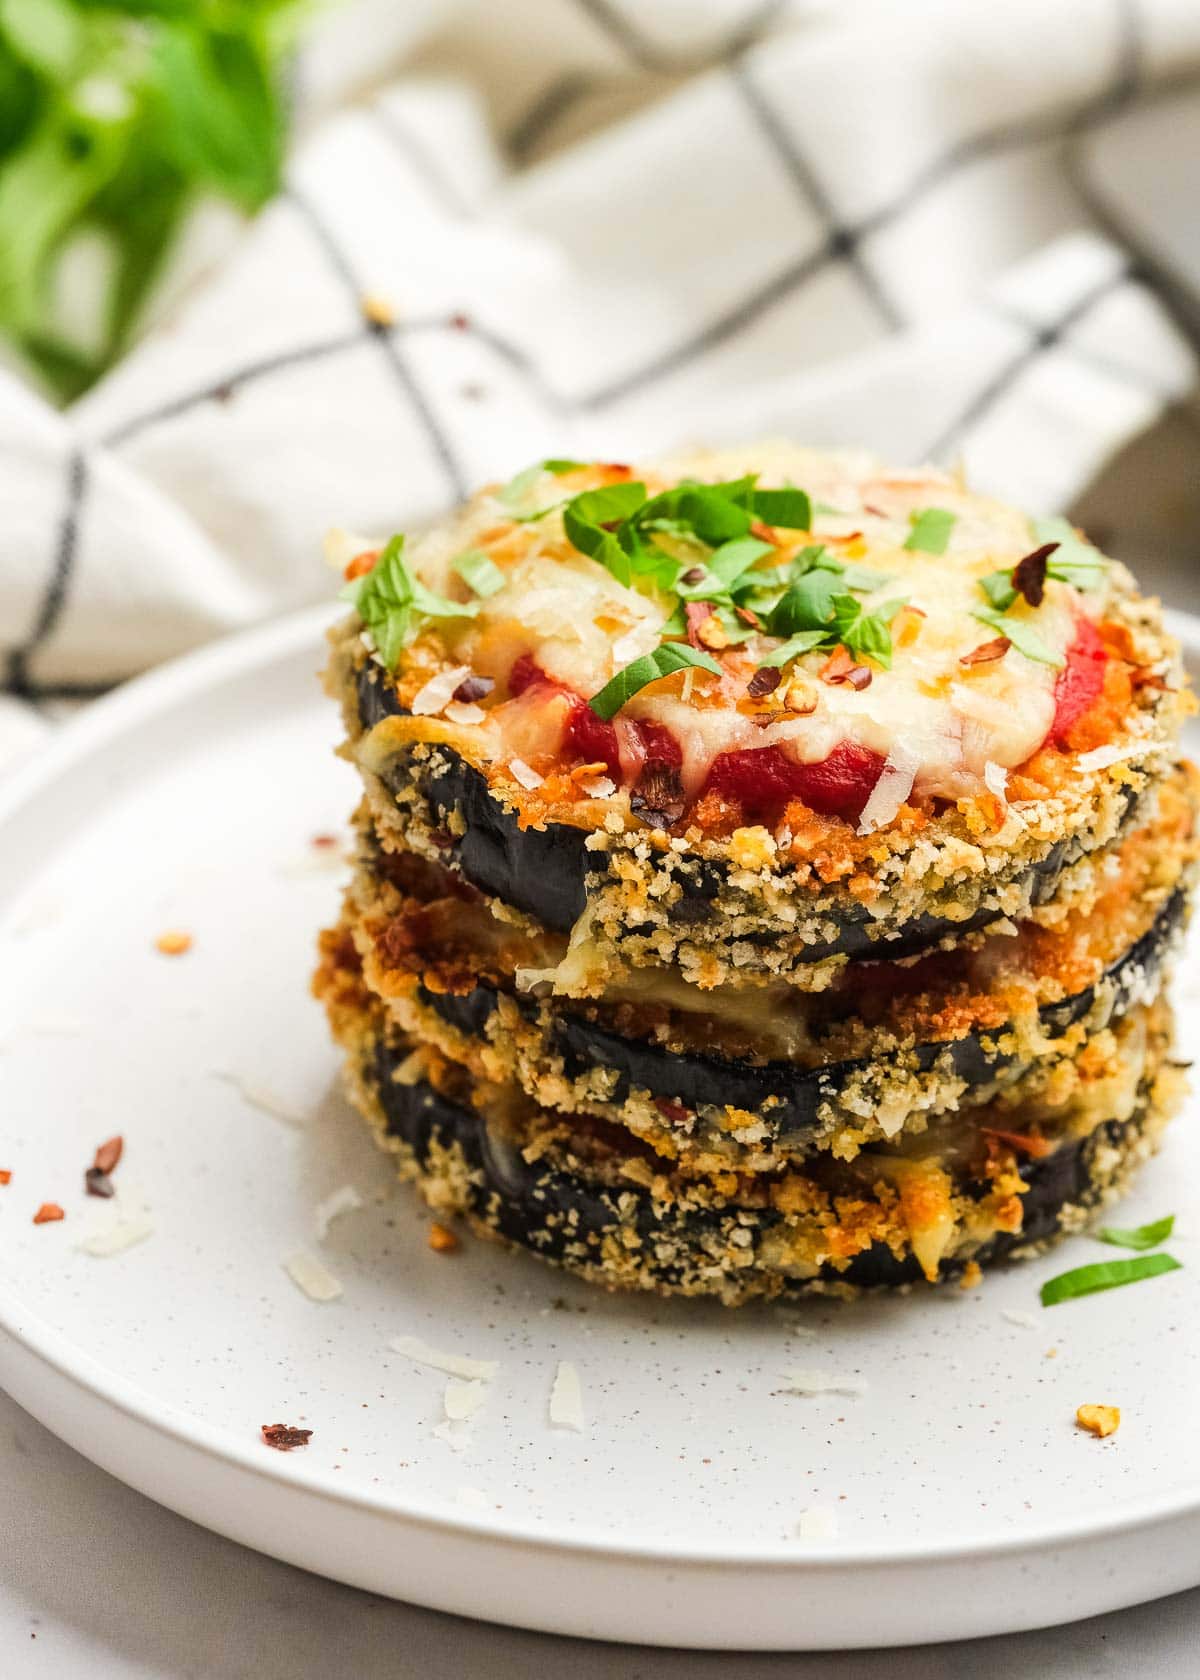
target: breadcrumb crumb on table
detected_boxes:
[33,1202,64,1224]
[428,1221,461,1253]
[360,292,396,328]
[1077,1404,1120,1438]
[155,930,193,956]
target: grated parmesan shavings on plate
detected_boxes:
[579,775,616,800]
[283,1250,344,1303]
[390,1335,498,1382]
[794,1507,839,1540]
[779,1368,868,1398]
[77,1216,154,1258]
[549,1360,585,1431]
[1001,1308,1038,1329]
[212,1070,307,1127]
[444,1377,488,1422]
[314,1184,363,1241]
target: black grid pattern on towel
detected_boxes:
[5,449,87,701]
[6,0,1190,703]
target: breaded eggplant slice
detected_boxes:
[324,444,1189,991]
[322,1002,1182,1306]
[319,771,1194,1161]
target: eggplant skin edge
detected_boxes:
[363,1039,1162,1300]
[410,884,1185,1149]
[356,661,1141,951]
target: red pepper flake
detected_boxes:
[93,1136,124,1176]
[33,1203,64,1225]
[261,1423,313,1451]
[85,1169,115,1198]
[1131,667,1171,692]
[630,764,685,832]
[680,566,707,585]
[843,665,873,691]
[449,312,470,331]
[750,519,783,545]
[960,636,1011,667]
[819,645,855,684]
[453,674,495,704]
[684,601,714,648]
[654,1097,691,1126]
[735,605,762,629]
[983,1127,1054,1160]
[310,833,340,850]
[1011,542,1057,608]
[747,666,782,699]
[0,1169,10,1185]
[343,550,378,582]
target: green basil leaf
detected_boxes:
[768,570,840,636]
[751,487,812,530]
[562,482,649,585]
[812,500,848,517]
[788,544,841,579]
[1096,1215,1175,1252]
[1033,516,1108,592]
[706,535,773,587]
[588,641,721,721]
[841,563,892,592]
[904,507,958,555]
[632,481,751,548]
[453,548,506,599]
[1040,1252,1181,1307]
[757,629,829,669]
[840,597,906,669]
[979,569,1018,611]
[341,535,476,671]
[544,458,587,474]
[972,607,1064,668]
[498,462,546,508]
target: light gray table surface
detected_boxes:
[4,412,1200,1676]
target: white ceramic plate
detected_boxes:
[2,606,1200,1652]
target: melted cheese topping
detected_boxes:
[360,444,1120,804]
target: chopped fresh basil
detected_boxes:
[836,596,906,670]
[544,458,588,474]
[904,507,957,555]
[705,535,774,587]
[1040,1251,1181,1307]
[561,481,649,586]
[812,499,848,517]
[751,487,812,530]
[1032,515,1108,592]
[1096,1214,1175,1252]
[498,462,545,509]
[840,562,892,592]
[341,536,477,670]
[972,607,1063,668]
[453,548,506,599]
[588,641,720,721]
[979,569,1018,611]
[757,629,830,668]
[979,521,1108,613]
[632,480,753,548]
[768,571,841,637]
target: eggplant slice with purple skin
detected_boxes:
[365,1038,1159,1298]
[356,662,1143,956]
[400,884,1185,1154]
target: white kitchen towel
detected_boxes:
[2,0,1199,765]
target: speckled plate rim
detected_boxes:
[1,602,1199,1647]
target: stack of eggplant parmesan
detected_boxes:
[314,445,1196,1303]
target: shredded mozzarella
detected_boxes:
[856,738,922,835]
